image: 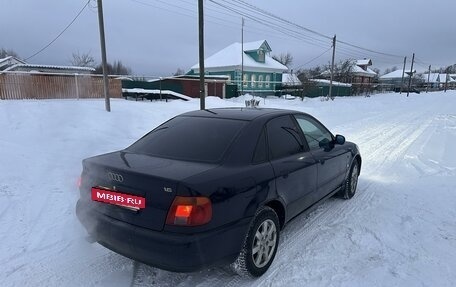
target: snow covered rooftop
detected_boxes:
[243,40,271,52]
[421,73,440,83]
[4,64,95,72]
[312,79,352,87]
[380,69,413,79]
[320,60,377,78]
[191,41,288,72]
[0,56,26,70]
[351,65,377,76]
[356,59,372,66]
[282,73,302,86]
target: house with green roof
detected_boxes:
[188,40,288,96]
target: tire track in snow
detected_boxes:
[247,110,434,286]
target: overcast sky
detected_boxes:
[1,0,455,76]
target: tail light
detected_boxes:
[166,196,212,226]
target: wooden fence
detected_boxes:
[0,72,122,100]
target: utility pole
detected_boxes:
[241,18,244,96]
[328,35,336,100]
[97,0,110,112]
[426,65,431,93]
[406,53,415,97]
[198,0,205,110]
[400,56,407,94]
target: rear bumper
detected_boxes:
[76,199,251,272]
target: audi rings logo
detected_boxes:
[107,172,124,183]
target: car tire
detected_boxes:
[340,160,360,199]
[231,206,280,278]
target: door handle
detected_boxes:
[319,159,325,165]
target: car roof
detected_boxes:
[180,107,303,121]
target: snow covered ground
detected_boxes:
[1,91,456,286]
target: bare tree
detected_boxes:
[272,52,293,68]
[95,60,132,75]
[444,64,456,74]
[0,48,20,59]
[173,68,185,76]
[382,66,398,75]
[70,51,95,67]
[330,59,354,83]
[296,70,317,100]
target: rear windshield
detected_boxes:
[127,116,246,163]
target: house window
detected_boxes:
[258,75,264,88]
[243,73,248,87]
[258,50,265,62]
[265,75,271,87]
[251,74,256,88]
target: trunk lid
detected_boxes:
[80,151,216,231]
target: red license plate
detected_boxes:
[91,187,146,209]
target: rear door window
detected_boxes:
[128,116,246,163]
[266,115,303,160]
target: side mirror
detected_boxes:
[319,138,332,150]
[335,134,345,145]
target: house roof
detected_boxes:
[282,73,302,86]
[321,59,377,78]
[4,64,95,72]
[243,40,271,52]
[351,65,377,76]
[421,73,451,83]
[380,69,413,79]
[426,73,441,83]
[356,59,372,66]
[311,79,352,87]
[191,40,288,72]
[0,56,27,70]
[439,74,449,83]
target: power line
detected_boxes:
[220,0,330,46]
[336,40,403,59]
[25,0,90,61]
[218,0,405,59]
[208,0,331,49]
[229,0,332,40]
[295,47,332,70]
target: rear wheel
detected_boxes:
[231,206,280,277]
[340,160,359,199]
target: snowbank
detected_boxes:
[1,91,456,286]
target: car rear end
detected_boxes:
[76,115,252,271]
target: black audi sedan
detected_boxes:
[76,108,361,277]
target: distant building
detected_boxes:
[351,59,377,87]
[321,59,377,94]
[122,75,232,100]
[421,73,456,90]
[311,79,352,97]
[421,73,442,89]
[0,56,94,74]
[281,73,302,86]
[379,69,411,89]
[188,40,288,96]
[0,56,26,71]
[3,64,94,74]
